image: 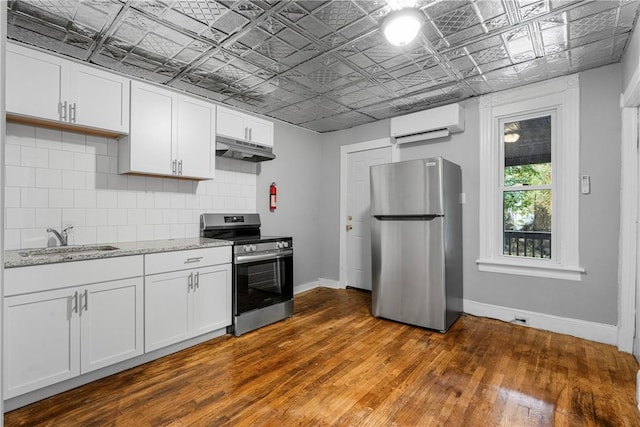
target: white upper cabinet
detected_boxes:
[119,80,215,180]
[6,43,130,135]
[216,105,274,147]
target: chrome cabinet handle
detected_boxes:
[72,291,78,314]
[84,289,88,311]
[194,272,200,289]
[249,127,252,141]
[60,101,68,121]
[188,272,193,291]
[172,159,177,175]
[178,160,183,176]
[184,257,203,264]
[70,102,77,123]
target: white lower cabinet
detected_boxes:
[4,276,143,399]
[145,247,232,352]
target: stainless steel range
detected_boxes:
[200,213,293,336]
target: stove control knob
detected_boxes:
[244,245,252,253]
[251,244,257,251]
[276,242,282,249]
[282,241,289,248]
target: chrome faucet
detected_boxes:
[47,226,73,246]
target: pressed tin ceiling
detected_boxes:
[6,0,640,133]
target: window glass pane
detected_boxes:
[503,189,552,259]
[504,115,551,187]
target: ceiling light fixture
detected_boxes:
[504,133,520,143]
[382,8,423,47]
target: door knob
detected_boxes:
[346,224,353,231]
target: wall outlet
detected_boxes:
[513,316,529,325]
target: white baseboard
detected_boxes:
[294,281,319,295]
[318,278,345,289]
[463,299,617,346]
[294,278,346,295]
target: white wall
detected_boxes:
[256,121,324,287]
[4,123,257,249]
[622,17,640,93]
[318,64,623,326]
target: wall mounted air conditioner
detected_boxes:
[390,103,465,144]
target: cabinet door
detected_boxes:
[6,43,64,122]
[248,117,274,147]
[177,95,215,179]
[4,289,80,398]
[192,264,232,336]
[216,106,246,140]
[80,278,143,373]
[145,270,190,352]
[69,63,130,134]
[129,81,176,176]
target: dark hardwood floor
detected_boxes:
[5,287,640,426]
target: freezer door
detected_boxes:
[371,216,446,330]
[370,158,444,216]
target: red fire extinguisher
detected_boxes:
[269,182,277,211]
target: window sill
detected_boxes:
[476,257,585,281]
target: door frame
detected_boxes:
[618,66,640,354]
[339,138,398,288]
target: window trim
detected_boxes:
[477,74,585,281]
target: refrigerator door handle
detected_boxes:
[373,215,443,221]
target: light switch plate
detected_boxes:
[581,175,590,194]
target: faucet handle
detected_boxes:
[63,225,74,233]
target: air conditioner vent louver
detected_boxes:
[390,103,465,144]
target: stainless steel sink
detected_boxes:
[19,245,119,257]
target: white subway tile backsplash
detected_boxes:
[6,144,21,166]
[86,135,108,156]
[146,177,163,192]
[96,226,118,244]
[62,131,86,152]
[74,190,97,208]
[108,209,127,226]
[21,188,49,208]
[127,209,146,225]
[118,192,137,209]
[35,127,62,150]
[71,227,97,245]
[117,225,136,242]
[61,170,85,189]
[145,209,163,225]
[5,229,21,250]
[48,189,74,208]
[6,125,257,248]
[7,123,35,146]
[22,229,48,249]
[97,191,118,208]
[153,224,171,240]
[107,174,128,190]
[5,187,21,208]
[36,168,62,189]
[86,208,108,226]
[7,208,35,229]
[21,146,49,168]
[35,208,62,228]
[127,175,146,191]
[136,224,154,241]
[62,208,87,227]
[49,150,74,170]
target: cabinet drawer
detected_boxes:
[145,247,231,275]
[5,256,143,296]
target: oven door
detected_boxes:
[234,249,293,315]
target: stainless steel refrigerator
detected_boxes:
[370,157,463,332]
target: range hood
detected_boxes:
[216,135,275,162]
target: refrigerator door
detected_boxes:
[370,158,444,216]
[371,216,446,330]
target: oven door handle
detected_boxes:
[235,249,293,264]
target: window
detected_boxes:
[477,75,584,280]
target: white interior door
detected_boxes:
[635,107,640,361]
[346,147,391,290]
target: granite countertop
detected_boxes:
[4,237,233,268]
